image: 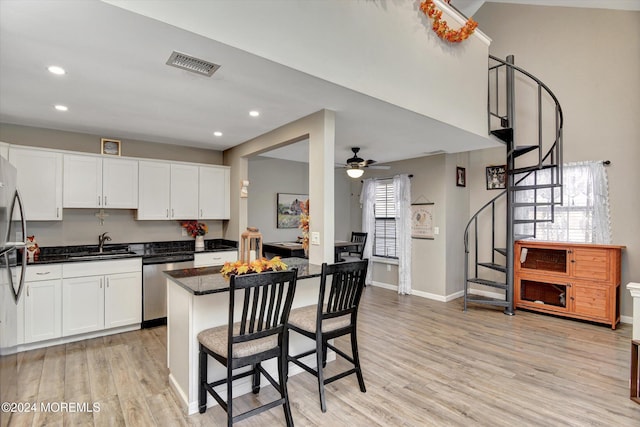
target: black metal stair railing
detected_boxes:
[464,54,564,314]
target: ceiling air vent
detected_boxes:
[166,51,220,77]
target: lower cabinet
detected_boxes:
[62,259,142,337]
[22,264,63,344]
[193,250,237,267]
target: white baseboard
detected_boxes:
[17,324,140,352]
[371,282,464,302]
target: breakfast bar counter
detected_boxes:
[164,257,325,414]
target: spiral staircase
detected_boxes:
[463,55,564,314]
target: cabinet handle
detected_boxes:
[106,278,109,288]
[57,207,60,218]
[172,208,175,217]
[104,196,107,206]
[166,209,169,218]
[98,195,101,206]
[36,271,51,275]
[567,250,573,254]
[100,278,103,289]
[27,285,30,297]
[571,260,576,263]
[200,209,203,217]
[566,283,571,288]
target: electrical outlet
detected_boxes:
[434,226,439,235]
[181,228,188,237]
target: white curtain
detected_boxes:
[514,161,611,244]
[360,179,376,285]
[394,174,412,295]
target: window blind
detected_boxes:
[374,180,397,258]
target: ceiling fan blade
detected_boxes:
[367,165,390,170]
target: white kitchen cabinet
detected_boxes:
[193,250,237,268]
[137,161,171,219]
[22,264,63,344]
[138,161,199,220]
[199,166,230,219]
[0,141,8,159]
[63,154,138,209]
[62,275,105,336]
[62,258,142,337]
[170,163,199,219]
[8,146,63,220]
[104,271,142,328]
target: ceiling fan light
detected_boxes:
[346,167,364,178]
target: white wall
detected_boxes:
[473,3,640,317]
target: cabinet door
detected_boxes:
[571,281,610,321]
[199,166,230,219]
[571,248,610,282]
[138,161,171,220]
[63,154,102,208]
[103,157,138,209]
[23,279,62,343]
[104,271,142,328]
[170,163,199,219]
[62,276,105,336]
[8,147,63,220]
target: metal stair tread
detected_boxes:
[490,128,513,143]
[494,247,507,256]
[513,183,562,191]
[512,164,558,174]
[468,278,507,289]
[511,145,539,158]
[477,262,507,272]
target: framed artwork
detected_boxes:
[456,166,466,187]
[411,203,434,239]
[486,165,506,190]
[101,138,121,156]
[277,193,308,228]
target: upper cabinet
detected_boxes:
[63,154,138,209]
[138,161,228,220]
[8,146,63,221]
[199,166,230,220]
[170,163,199,219]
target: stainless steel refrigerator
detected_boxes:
[0,155,27,427]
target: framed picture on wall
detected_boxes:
[276,193,308,228]
[486,165,506,189]
[456,166,466,187]
[101,138,121,156]
[411,203,434,239]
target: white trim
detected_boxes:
[371,281,464,302]
[620,315,632,325]
[434,0,492,46]
[17,324,140,352]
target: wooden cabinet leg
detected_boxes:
[632,340,640,404]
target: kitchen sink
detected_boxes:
[67,250,138,260]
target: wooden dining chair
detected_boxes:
[339,232,367,262]
[286,260,368,412]
[198,269,298,426]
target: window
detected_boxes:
[515,161,611,244]
[374,180,397,258]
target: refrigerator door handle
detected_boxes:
[11,190,27,303]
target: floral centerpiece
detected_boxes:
[298,199,310,256]
[220,256,288,280]
[180,220,208,237]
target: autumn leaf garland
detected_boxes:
[420,0,478,43]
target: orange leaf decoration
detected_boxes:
[420,0,478,44]
[220,256,288,280]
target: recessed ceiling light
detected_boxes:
[213,131,223,137]
[48,65,66,75]
[54,105,68,111]
[249,110,260,117]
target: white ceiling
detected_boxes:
[1,1,637,166]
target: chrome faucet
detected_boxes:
[98,232,111,253]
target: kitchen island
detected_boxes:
[164,257,325,415]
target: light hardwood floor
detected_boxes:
[9,286,640,426]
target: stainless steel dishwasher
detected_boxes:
[142,254,194,328]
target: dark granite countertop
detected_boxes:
[164,257,322,295]
[25,239,237,265]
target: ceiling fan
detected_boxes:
[343,147,390,178]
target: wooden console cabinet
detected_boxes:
[514,241,624,329]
